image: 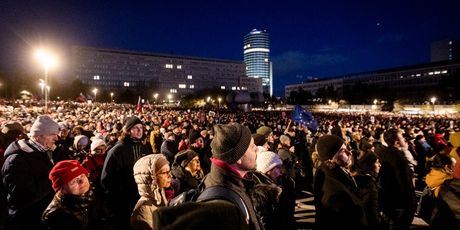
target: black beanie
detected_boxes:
[175,149,199,168]
[211,123,252,164]
[124,116,143,131]
[357,152,378,172]
[189,130,202,144]
[316,135,344,161]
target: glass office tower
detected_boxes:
[244,29,272,96]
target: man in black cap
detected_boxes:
[203,123,263,230]
[313,134,365,229]
[101,116,152,230]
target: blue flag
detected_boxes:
[291,105,318,130]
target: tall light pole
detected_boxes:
[93,88,98,102]
[218,97,222,108]
[35,49,57,112]
[430,96,437,112]
[110,92,114,102]
[153,93,159,105]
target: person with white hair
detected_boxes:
[1,115,60,229]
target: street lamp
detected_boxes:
[93,88,98,102]
[373,99,378,105]
[218,97,222,108]
[110,92,114,102]
[430,97,437,112]
[39,80,45,99]
[35,48,57,112]
[46,86,50,100]
[153,93,159,104]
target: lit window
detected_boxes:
[442,70,448,74]
[434,71,440,75]
[241,87,247,90]
[93,75,100,80]
[177,65,182,69]
[187,75,193,79]
[179,84,186,89]
[189,85,194,89]
[124,82,130,87]
[428,72,434,75]
[264,58,268,62]
[221,86,225,90]
[232,86,236,90]
[170,89,177,93]
[416,73,421,77]
[165,64,173,69]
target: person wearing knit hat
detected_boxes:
[171,150,204,194]
[1,115,59,229]
[203,123,263,230]
[101,115,152,229]
[353,151,381,228]
[256,151,283,182]
[252,133,267,147]
[313,134,365,229]
[42,160,97,229]
[131,154,171,229]
[82,137,107,188]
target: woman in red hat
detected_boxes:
[42,160,96,230]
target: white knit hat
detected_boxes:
[256,151,283,174]
[90,138,106,154]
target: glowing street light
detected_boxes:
[430,97,437,104]
[110,92,114,102]
[218,97,222,108]
[35,48,57,112]
[373,99,378,105]
[93,88,98,102]
[153,93,159,104]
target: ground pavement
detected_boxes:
[294,191,430,230]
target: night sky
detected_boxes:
[1,0,460,96]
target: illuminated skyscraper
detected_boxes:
[244,29,272,96]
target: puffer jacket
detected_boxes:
[131,154,168,230]
[42,191,94,230]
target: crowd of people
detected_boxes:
[0,100,459,229]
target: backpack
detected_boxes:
[155,182,250,229]
[416,186,437,223]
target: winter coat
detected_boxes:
[204,163,263,230]
[314,164,365,229]
[426,168,453,197]
[171,163,202,194]
[42,192,95,230]
[431,179,460,229]
[378,145,416,228]
[354,170,383,229]
[449,132,460,160]
[1,139,54,229]
[131,154,168,230]
[100,137,151,230]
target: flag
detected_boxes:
[291,104,318,130]
[136,96,143,113]
[145,99,152,111]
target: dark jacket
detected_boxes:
[1,139,54,230]
[314,164,365,229]
[431,179,460,229]
[42,192,95,230]
[100,137,151,230]
[354,171,383,229]
[378,145,416,227]
[204,163,262,230]
[171,163,202,194]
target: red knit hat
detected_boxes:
[49,160,88,192]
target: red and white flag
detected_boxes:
[136,96,143,113]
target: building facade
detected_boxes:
[244,29,272,96]
[285,60,460,103]
[71,46,262,101]
[431,39,460,62]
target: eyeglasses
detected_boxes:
[157,170,171,177]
